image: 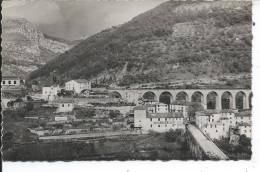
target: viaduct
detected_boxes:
[108,89,252,110]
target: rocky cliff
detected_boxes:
[1,18,72,77]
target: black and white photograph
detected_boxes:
[1,0,254,162]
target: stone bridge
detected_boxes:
[108,89,252,110]
[185,124,229,160]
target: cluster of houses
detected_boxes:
[133,101,190,133]
[134,99,252,140]
[1,75,252,140]
[195,109,252,139]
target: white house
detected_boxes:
[169,101,190,118]
[237,123,251,138]
[42,85,60,101]
[53,99,74,113]
[134,106,185,133]
[235,110,251,125]
[65,79,91,94]
[1,76,23,86]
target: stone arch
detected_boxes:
[111,91,122,99]
[249,92,253,109]
[176,91,189,102]
[235,91,246,110]
[191,91,204,103]
[221,91,233,109]
[143,91,157,101]
[159,91,173,104]
[207,91,219,110]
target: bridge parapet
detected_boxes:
[185,124,229,160]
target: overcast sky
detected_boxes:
[3,0,167,40]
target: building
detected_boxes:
[169,101,190,118]
[235,110,251,125]
[1,76,24,86]
[42,85,60,101]
[53,99,74,113]
[65,79,91,94]
[145,103,169,114]
[237,123,251,138]
[134,105,185,133]
[195,109,251,140]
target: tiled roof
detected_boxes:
[2,76,20,80]
[74,79,90,83]
[133,106,147,110]
[147,112,183,118]
[237,122,251,127]
[196,109,237,116]
[235,110,251,117]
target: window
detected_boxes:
[62,104,64,107]
[150,125,152,128]
[244,130,247,133]
[68,104,70,107]
[158,118,160,121]
[165,124,167,127]
[2,81,5,84]
[158,125,160,127]
[13,80,16,84]
[216,130,218,133]
[8,81,11,84]
[150,118,152,122]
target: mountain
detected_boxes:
[1,18,73,77]
[28,0,252,88]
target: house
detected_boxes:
[235,110,251,125]
[65,79,91,94]
[195,109,249,140]
[1,76,24,87]
[53,99,74,113]
[237,123,251,138]
[133,106,185,133]
[42,85,60,101]
[169,101,191,118]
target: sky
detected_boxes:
[2,0,167,40]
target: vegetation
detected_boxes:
[215,135,252,160]
[27,1,252,87]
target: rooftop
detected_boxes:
[73,79,90,84]
[147,112,184,118]
[237,122,251,127]
[235,110,251,117]
[196,109,238,116]
[2,76,20,80]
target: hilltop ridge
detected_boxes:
[28,0,252,88]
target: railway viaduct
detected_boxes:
[108,89,252,110]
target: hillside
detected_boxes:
[28,0,252,88]
[1,18,73,77]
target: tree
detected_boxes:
[109,110,121,119]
